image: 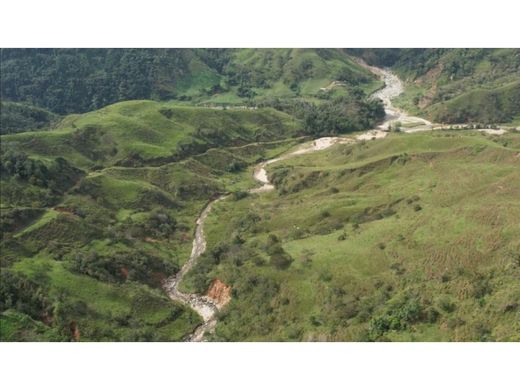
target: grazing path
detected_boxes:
[163,61,508,341]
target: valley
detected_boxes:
[163,64,520,341]
[1,49,519,342]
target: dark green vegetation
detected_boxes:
[184,131,520,341]
[0,100,307,340]
[1,49,384,137]
[353,49,520,124]
[0,101,59,134]
[1,49,519,342]
[0,48,381,118]
[1,48,389,341]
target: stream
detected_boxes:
[163,63,440,341]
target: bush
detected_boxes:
[436,295,456,313]
[389,121,402,132]
[158,108,174,119]
[0,270,51,321]
[320,210,331,219]
[227,161,246,173]
[232,191,248,201]
[368,296,424,339]
[268,244,294,270]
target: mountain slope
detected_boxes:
[186,131,520,341]
[351,49,520,124]
[0,103,305,341]
[0,48,381,120]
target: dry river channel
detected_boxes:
[162,63,507,341]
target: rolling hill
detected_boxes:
[188,130,520,341]
[1,49,519,342]
[0,102,303,341]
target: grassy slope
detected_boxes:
[189,131,520,341]
[6,256,200,341]
[426,80,520,124]
[390,49,520,124]
[0,103,302,341]
[1,101,300,169]
[200,48,383,105]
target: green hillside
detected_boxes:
[1,48,519,342]
[184,131,520,341]
[0,49,380,119]
[1,101,300,168]
[0,101,306,341]
[353,49,520,124]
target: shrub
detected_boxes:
[268,244,294,270]
[320,210,331,219]
[232,191,248,201]
[437,295,456,313]
[158,108,174,119]
[337,232,347,241]
[368,297,424,339]
[227,161,246,173]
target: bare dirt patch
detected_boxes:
[206,279,232,307]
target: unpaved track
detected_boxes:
[163,60,487,341]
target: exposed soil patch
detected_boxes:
[53,207,77,217]
[206,279,232,307]
[70,321,80,341]
[120,267,129,280]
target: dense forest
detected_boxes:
[0,101,59,134]
[1,48,385,135]
[1,49,213,114]
[0,49,376,112]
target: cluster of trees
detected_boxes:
[266,234,294,270]
[0,151,82,191]
[0,270,51,321]
[1,151,52,187]
[0,208,43,236]
[0,101,59,134]
[0,49,207,114]
[259,94,385,136]
[368,296,429,340]
[115,208,178,241]
[302,96,385,136]
[69,248,176,287]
